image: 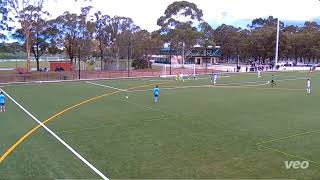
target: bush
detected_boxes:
[132,59,149,69]
[0,52,17,59]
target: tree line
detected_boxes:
[0,0,320,71]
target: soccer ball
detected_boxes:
[125,96,128,99]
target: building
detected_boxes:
[186,47,222,65]
[149,46,222,65]
[49,61,72,71]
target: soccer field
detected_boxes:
[1,71,320,179]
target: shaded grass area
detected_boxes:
[0,61,49,68]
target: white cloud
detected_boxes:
[43,0,320,31]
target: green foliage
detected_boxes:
[131,58,149,69]
[214,17,320,63]
[2,0,320,67]
[0,52,16,59]
[157,1,203,29]
[0,0,10,41]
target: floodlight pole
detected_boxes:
[275,18,280,66]
[78,47,81,80]
[169,44,172,75]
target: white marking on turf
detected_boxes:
[126,82,269,93]
[0,88,109,180]
[86,81,127,92]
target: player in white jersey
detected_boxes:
[179,72,183,81]
[257,68,261,79]
[211,73,217,85]
[307,79,311,94]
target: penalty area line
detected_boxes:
[86,81,127,92]
[0,88,109,180]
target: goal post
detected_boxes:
[160,64,176,78]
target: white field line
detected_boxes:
[275,77,308,82]
[148,79,176,82]
[85,81,184,117]
[218,77,307,86]
[0,72,305,88]
[0,88,109,180]
[126,82,270,93]
[149,75,231,82]
[0,75,157,87]
[86,81,127,92]
[127,85,212,93]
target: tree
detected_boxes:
[53,6,95,69]
[0,0,10,42]
[198,22,215,48]
[157,1,204,66]
[54,12,80,68]
[250,16,284,30]
[13,5,54,71]
[131,30,163,69]
[214,24,241,61]
[77,6,95,63]
[107,16,139,70]
[94,11,111,70]
[7,0,49,71]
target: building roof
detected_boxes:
[186,47,222,58]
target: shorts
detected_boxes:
[154,94,158,97]
[0,103,5,106]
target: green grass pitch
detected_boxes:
[1,71,320,179]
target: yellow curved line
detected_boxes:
[0,81,169,163]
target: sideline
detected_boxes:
[0,88,109,180]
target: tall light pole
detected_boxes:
[78,47,81,79]
[169,44,172,75]
[182,42,185,68]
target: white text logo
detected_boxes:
[284,161,309,169]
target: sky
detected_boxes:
[43,0,320,31]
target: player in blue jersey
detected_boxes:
[154,85,160,103]
[0,91,6,112]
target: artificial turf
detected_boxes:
[1,71,320,179]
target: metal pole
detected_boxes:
[101,57,103,71]
[78,47,81,79]
[193,63,196,77]
[275,18,280,65]
[169,44,172,75]
[182,42,185,68]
